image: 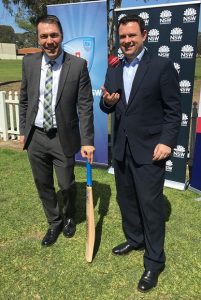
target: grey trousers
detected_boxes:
[27,127,76,229]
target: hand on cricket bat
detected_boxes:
[86,161,95,263]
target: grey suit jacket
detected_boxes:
[19,51,94,157]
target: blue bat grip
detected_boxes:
[86,161,92,186]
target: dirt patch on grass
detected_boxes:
[0,139,23,151]
[0,81,21,94]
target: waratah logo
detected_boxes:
[148,29,159,42]
[158,45,170,58]
[181,113,188,127]
[118,14,127,22]
[160,10,172,24]
[183,8,197,23]
[181,45,194,59]
[139,12,149,25]
[173,145,185,159]
[165,160,173,172]
[117,48,124,59]
[180,80,191,94]
[174,62,180,74]
[170,27,183,42]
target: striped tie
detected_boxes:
[43,61,55,131]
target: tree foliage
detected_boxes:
[2,0,200,53]
[2,0,124,50]
[2,0,85,24]
[0,25,16,43]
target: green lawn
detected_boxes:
[195,57,201,80]
[0,57,200,83]
[0,59,22,82]
[0,148,200,299]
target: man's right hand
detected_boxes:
[101,86,120,106]
[19,135,25,145]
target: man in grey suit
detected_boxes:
[19,15,95,246]
[100,15,181,292]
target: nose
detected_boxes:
[47,35,54,43]
[124,35,132,43]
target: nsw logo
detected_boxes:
[174,62,180,74]
[180,80,191,94]
[165,160,173,172]
[148,29,159,42]
[158,45,170,58]
[139,12,149,26]
[181,45,194,59]
[181,113,188,127]
[183,8,197,23]
[160,10,172,24]
[118,48,124,59]
[170,27,183,42]
[118,13,127,22]
[63,36,95,72]
[173,145,186,159]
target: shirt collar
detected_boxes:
[123,48,145,67]
[43,50,64,67]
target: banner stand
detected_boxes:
[189,87,201,194]
[114,1,200,190]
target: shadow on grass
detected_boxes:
[74,181,111,258]
[164,195,172,222]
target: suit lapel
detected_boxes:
[115,61,127,109]
[56,52,71,105]
[126,52,150,108]
[32,53,42,102]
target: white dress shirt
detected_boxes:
[34,51,64,128]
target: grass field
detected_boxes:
[0,59,22,82]
[195,57,201,80]
[0,148,201,300]
[0,57,200,82]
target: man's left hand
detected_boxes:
[153,144,171,161]
[81,145,95,164]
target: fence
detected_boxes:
[0,91,20,141]
[0,90,199,178]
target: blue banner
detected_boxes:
[48,0,108,166]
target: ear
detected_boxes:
[142,30,147,42]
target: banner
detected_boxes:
[48,0,108,166]
[189,87,201,193]
[115,1,200,190]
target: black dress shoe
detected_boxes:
[138,267,165,293]
[41,227,62,246]
[112,241,144,255]
[63,218,76,238]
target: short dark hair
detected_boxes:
[36,15,63,37]
[118,15,145,33]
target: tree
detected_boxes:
[4,0,185,53]
[15,32,37,48]
[2,0,81,24]
[0,25,16,43]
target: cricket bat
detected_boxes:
[85,161,95,263]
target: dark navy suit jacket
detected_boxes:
[100,51,182,164]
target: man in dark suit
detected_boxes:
[100,15,181,292]
[19,15,94,247]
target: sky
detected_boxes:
[0,0,200,33]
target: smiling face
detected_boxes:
[37,22,63,60]
[119,21,147,62]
